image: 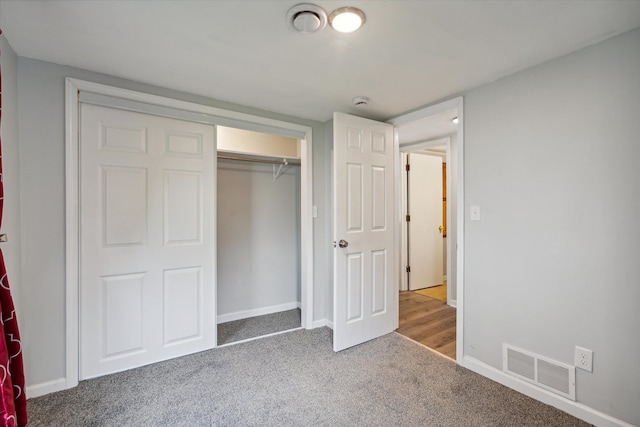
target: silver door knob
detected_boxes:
[338,239,349,248]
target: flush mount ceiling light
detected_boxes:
[287,3,327,34]
[329,7,366,33]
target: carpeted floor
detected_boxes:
[217,308,301,345]
[27,328,591,426]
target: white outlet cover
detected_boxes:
[575,346,593,372]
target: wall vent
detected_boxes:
[503,344,575,401]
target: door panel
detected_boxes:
[163,267,202,345]
[80,104,215,379]
[333,112,396,351]
[102,273,145,357]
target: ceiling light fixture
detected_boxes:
[329,7,366,33]
[451,116,459,124]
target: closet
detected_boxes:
[216,126,302,345]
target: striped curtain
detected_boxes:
[0,30,28,427]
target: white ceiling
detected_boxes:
[1,0,639,124]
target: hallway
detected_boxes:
[397,291,456,359]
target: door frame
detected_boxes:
[388,96,464,363]
[399,138,449,295]
[64,78,314,389]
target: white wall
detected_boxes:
[217,159,300,317]
[15,57,329,390]
[0,34,22,317]
[463,28,640,425]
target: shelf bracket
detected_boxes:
[273,159,289,182]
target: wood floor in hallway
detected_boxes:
[397,291,456,359]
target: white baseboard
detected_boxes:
[462,356,634,427]
[447,299,457,308]
[217,301,301,324]
[312,319,333,329]
[26,377,68,399]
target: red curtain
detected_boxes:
[0,30,28,427]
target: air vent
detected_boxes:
[503,344,575,400]
[287,4,327,34]
[506,347,535,381]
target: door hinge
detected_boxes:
[405,164,410,171]
[406,265,411,273]
[406,215,410,222]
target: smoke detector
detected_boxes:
[353,96,369,107]
[287,4,327,34]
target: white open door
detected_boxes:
[80,104,216,379]
[333,112,396,352]
[407,153,444,290]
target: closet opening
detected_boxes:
[216,126,303,345]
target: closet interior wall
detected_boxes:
[216,129,302,324]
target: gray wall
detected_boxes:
[463,28,640,425]
[217,159,300,316]
[0,34,22,314]
[16,57,329,388]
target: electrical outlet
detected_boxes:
[575,346,593,372]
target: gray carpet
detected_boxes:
[217,308,301,345]
[27,328,590,426]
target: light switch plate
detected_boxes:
[471,206,481,221]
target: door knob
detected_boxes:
[338,239,349,248]
[438,225,444,233]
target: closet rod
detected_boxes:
[217,154,301,167]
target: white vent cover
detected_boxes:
[503,344,575,400]
[286,4,327,34]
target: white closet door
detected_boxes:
[80,104,216,379]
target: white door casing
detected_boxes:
[408,153,444,290]
[333,112,397,352]
[80,104,216,379]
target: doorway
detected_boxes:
[388,97,464,362]
[399,138,455,359]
